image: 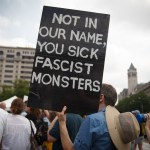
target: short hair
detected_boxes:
[10,98,24,114]
[100,83,117,106]
[29,108,41,119]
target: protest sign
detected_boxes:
[28,6,110,114]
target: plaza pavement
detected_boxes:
[143,142,150,150]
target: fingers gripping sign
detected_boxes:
[57,106,67,123]
[62,106,67,114]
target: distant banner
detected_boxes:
[28,6,110,114]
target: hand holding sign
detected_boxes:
[56,106,67,123]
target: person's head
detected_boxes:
[0,102,6,110]
[131,110,140,116]
[23,100,30,112]
[29,107,41,119]
[10,98,24,114]
[99,83,117,109]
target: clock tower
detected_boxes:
[128,63,137,95]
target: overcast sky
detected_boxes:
[0,0,150,94]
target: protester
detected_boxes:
[47,112,83,150]
[42,110,51,127]
[26,107,53,149]
[42,110,57,150]
[0,102,6,110]
[1,98,36,150]
[0,108,8,142]
[26,107,42,125]
[57,83,140,150]
[132,110,145,150]
[21,100,29,117]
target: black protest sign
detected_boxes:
[28,6,110,114]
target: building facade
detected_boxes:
[135,82,150,96]
[118,88,128,101]
[0,46,35,86]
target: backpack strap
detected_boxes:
[29,120,38,150]
[29,120,34,136]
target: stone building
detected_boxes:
[135,82,150,96]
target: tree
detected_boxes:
[13,79,30,98]
[0,85,14,101]
[0,79,30,101]
[116,92,150,113]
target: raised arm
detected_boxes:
[57,106,75,150]
[47,116,58,142]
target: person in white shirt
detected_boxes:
[0,108,8,141]
[1,98,36,150]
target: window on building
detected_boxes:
[4,80,12,83]
[20,76,31,79]
[5,65,13,68]
[21,66,32,69]
[5,70,13,73]
[22,56,34,59]
[16,52,21,56]
[4,75,13,78]
[8,50,14,53]
[0,51,3,55]
[21,71,32,74]
[6,60,14,63]
[132,73,136,77]
[22,61,33,64]
[6,54,14,58]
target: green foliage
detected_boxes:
[13,79,29,98]
[0,79,30,101]
[0,85,14,101]
[116,92,150,113]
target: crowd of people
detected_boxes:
[0,83,150,150]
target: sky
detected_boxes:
[0,0,150,94]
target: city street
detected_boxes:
[143,142,150,150]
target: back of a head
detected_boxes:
[101,83,117,106]
[10,98,24,114]
[30,107,41,119]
